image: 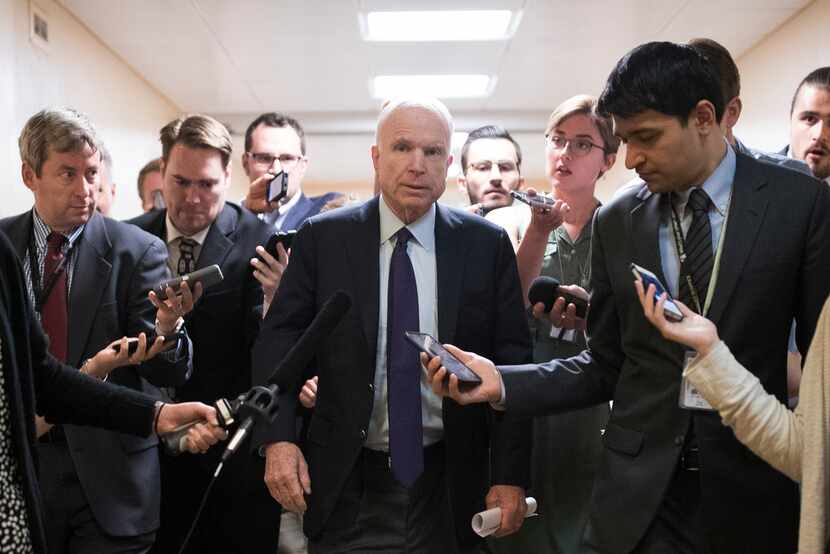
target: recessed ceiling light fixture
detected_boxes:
[361,10,519,42]
[372,75,494,99]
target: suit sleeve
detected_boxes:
[127,237,192,386]
[488,229,533,487]
[501,209,621,417]
[795,179,830,355]
[251,220,318,448]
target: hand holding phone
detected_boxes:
[630,263,684,322]
[153,265,224,301]
[405,332,482,384]
[260,231,296,262]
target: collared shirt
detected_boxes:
[22,209,85,318]
[164,214,211,276]
[263,188,303,231]
[658,143,735,299]
[365,195,443,451]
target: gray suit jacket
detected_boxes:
[0,211,192,537]
[500,153,830,553]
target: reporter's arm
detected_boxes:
[685,342,803,482]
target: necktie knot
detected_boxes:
[395,228,414,249]
[687,188,711,215]
[46,232,66,254]
[179,237,197,253]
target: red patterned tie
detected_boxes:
[41,232,68,361]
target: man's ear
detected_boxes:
[692,100,719,136]
[21,163,37,192]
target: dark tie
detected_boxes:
[41,232,68,361]
[387,228,423,487]
[678,189,714,314]
[178,238,197,276]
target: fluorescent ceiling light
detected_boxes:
[362,10,517,42]
[372,75,493,99]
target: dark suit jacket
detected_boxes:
[0,230,164,554]
[0,211,191,537]
[128,202,272,404]
[127,202,280,552]
[501,153,830,553]
[265,191,344,231]
[251,196,532,549]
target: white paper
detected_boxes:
[471,497,538,537]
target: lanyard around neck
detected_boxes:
[668,190,732,317]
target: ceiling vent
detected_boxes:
[30,2,49,51]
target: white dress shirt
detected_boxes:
[365,195,444,451]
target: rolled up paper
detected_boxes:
[471,497,538,537]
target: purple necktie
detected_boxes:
[41,232,68,361]
[387,228,423,487]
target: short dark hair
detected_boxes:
[688,38,740,111]
[460,125,522,174]
[597,41,724,126]
[790,67,830,115]
[244,112,306,155]
[137,157,161,198]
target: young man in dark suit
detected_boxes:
[253,97,532,553]
[0,108,197,553]
[127,114,283,554]
[426,42,830,554]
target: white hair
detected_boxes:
[375,97,454,143]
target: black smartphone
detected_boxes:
[112,331,185,355]
[630,263,684,322]
[154,264,224,301]
[267,171,289,204]
[260,231,296,262]
[405,331,482,384]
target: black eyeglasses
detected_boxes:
[545,134,606,157]
[246,152,304,168]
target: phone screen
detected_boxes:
[405,332,482,383]
[630,263,684,321]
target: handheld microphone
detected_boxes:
[154,264,224,301]
[528,276,589,318]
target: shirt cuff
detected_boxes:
[489,371,507,411]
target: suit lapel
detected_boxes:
[3,212,33,260]
[281,193,312,231]
[629,185,669,285]
[435,205,463,345]
[344,198,381,371]
[706,155,769,326]
[68,214,112,365]
[196,205,235,270]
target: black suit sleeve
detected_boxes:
[251,220,319,448]
[127,237,191,387]
[795,180,830,355]
[501,210,620,417]
[488,229,533,487]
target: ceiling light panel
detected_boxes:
[361,10,519,42]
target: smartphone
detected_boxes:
[112,331,185,355]
[405,331,482,384]
[154,265,224,301]
[630,263,684,322]
[267,171,289,204]
[260,231,296,262]
[510,190,556,209]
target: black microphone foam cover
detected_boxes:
[266,290,352,389]
[528,276,560,313]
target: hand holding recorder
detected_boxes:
[528,276,589,331]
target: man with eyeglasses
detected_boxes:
[457,125,524,217]
[242,112,343,233]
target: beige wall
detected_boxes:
[735,0,830,153]
[0,0,179,221]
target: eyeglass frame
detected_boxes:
[245,151,305,169]
[544,134,608,157]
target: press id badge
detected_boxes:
[679,351,715,411]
